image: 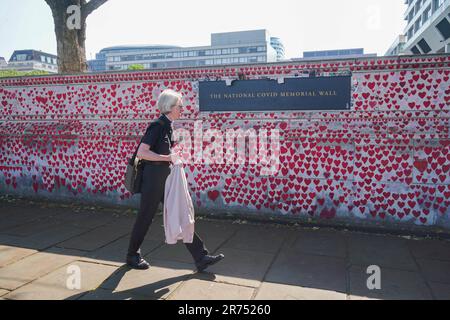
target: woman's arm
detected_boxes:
[137,143,171,162]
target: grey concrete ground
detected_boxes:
[1,195,450,300]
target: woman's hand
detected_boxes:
[168,151,183,163]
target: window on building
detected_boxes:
[15,54,27,61]
[415,0,421,15]
[423,5,432,23]
[433,0,445,12]
[411,45,422,54]
[408,10,414,23]
[418,38,432,53]
[257,46,265,52]
[407,27,414,41]
[415,18,422,32]
[40,56,46,62]
[436,17,450,40]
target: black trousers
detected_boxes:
[127,163,208,263]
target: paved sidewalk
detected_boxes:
[0,195,450,300]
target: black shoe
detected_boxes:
[196,254,225,272]
[126,255,150,270]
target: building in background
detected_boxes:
[292,48,377,61]
[385,35,407,56]
[270,37,285,61]
[6,50,58,73]
[402,0,450,54]
[0,57,8,69]
[87,50,108,72]
[88,29,281,72]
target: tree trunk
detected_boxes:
[45,0,108,74]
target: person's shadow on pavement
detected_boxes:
[65,265,216,300]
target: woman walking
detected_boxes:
[126,89,224,272]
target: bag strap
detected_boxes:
[130,119,165,164]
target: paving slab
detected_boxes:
[97,260,194,300]
[0,218,67,237]
[79,287,152,300]
[0,289,10,298]
[51,211,117,229]
[168,279,255,300]
[408,239,450,262]
[56,221,131,251]
[200,248,275,288]
[0,247,83,291]
[83,236,163,266]
[2,224,90,250]
[194,220,239,241]
[346,233,417,271]
[348,265,433,300]
[0,245,37,268]
[0,208,53,231]
[3,261,118,300]
[283,228,347,258]
[221,224,288,254]
[428,282,450,300]
[255,281,347,300]
[416,259,450,284]
[265,250,347,293]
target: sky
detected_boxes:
[0,0,407,61]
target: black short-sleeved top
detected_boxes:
[141,114,174,156]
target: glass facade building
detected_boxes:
[88,30,282,72]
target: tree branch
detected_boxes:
[44,0,57,6]
[44,0,58,12]
[82,0,108,17]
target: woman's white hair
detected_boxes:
[157,89,182,114]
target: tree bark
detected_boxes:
[45,0,108,74]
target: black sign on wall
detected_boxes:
[199,76,352,112]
